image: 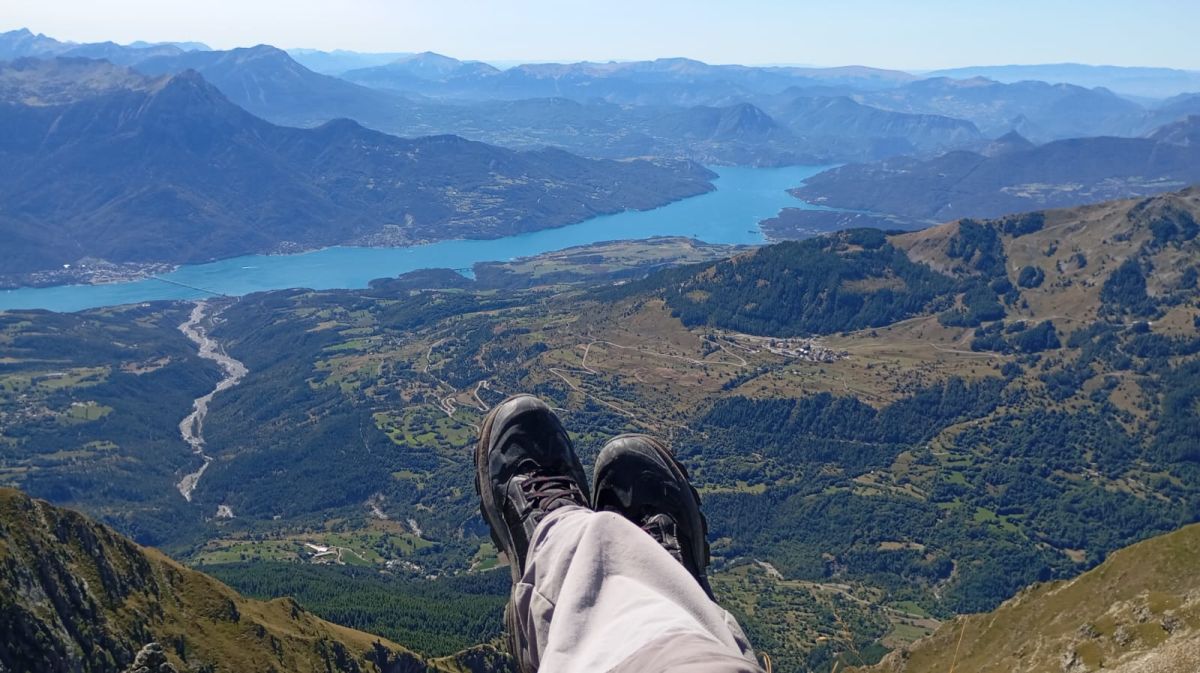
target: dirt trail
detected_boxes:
[176,301,248,502]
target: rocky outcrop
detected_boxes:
[124,643,178,673]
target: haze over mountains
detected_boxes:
[2,26,1199,270]
[926,63,1200,99]
[2,26,1200,242]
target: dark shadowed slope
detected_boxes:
[0,58,714,276]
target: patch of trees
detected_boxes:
[946,219,1007,277]
[1100,259,1155,317]
[703,377,1005,473]
[1068,323,1129,370]
[1017,265,1045,289]
[998,212,1046,237]
[1125,332,1200,359]
[938,284,1006,327]
[207,562,508,657]
[1152,360,1200,464]
[1181,267,1199,290]
[1039,361,1095,401]
[972,320,1060,354]
[661,235,960,336]
[1144,208,1199,248]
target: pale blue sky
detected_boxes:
[6,0,1199,70]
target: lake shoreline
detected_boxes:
[0,165,831,313]
[0,179,720,292]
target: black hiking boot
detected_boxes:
[475,394,590,673]
[593,434,716,600]
[475,394,590,576]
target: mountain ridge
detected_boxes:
[0,486,504,673]
[130,43,408,126]
[790,116,1200,222]
[926,62,1200,99]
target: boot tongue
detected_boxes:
[641,513,685,565]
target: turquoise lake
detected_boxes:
[0,165,830,313]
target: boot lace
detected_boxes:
[640,513,684,562]
[518,472,585,514]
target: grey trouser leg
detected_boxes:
[509,506,764,673]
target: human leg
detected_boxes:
[511,506,761,673]
[475,397,761,673]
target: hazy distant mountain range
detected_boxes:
[342,51,502,91]
[340,53,916,105]
[927,63,1200,99]
[3,27,1200,165]
[0,27,208,63]
[2,26,1200,277]
[854,76,1149,141]
[0,57,713,276]
[287,47,413,75]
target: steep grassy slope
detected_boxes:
[0,487,502,673]
[859,523,1200,673]
[890,186,1200,323]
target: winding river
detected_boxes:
[176,301,248,502]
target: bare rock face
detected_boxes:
[124,643,178,673]
[1060,647,1086,673]
[1114,625,1134,647]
